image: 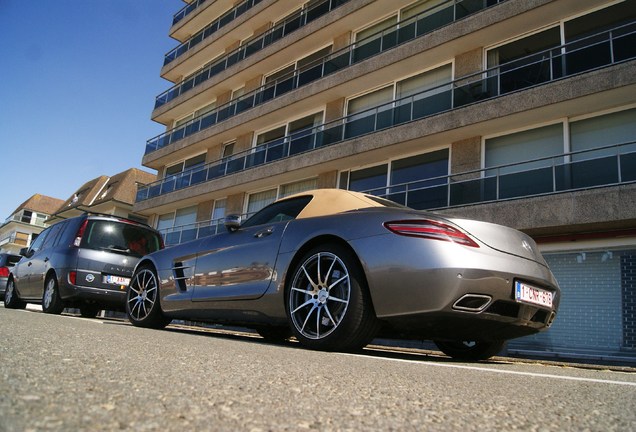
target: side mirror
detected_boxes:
[224,215,241,233]
[19,247,29,257]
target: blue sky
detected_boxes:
[0,0,181,219]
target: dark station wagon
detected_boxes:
[4,213,163,317]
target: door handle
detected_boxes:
[28,262,32,267]
[44,257,49,263]
[254,227,274,238]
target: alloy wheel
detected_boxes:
[289,252,351,340]
[127,268,159,322]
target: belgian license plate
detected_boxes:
[104,275,130,286]
[515,281,553,308]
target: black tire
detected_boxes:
[4,279,26,309]
[434,340,507,361]
[80,305,101,318]
[255,326,292,343]
[42,276,64,314]
[286,243,380,351]
[126,265,171,329]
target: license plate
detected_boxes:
[104,275,130,286]
[515,281,553,308]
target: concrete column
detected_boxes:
[317,171,338,189]
[227,192,246,215]
[450,136,481,180]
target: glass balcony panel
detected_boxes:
[209,61,226,76]
[217,105,235,122]
[298,64,324,86]
[415,6,454,37]
[284,15,302,37]
[382,29,398,51]
[191,167,207,185]
[165,232,180,246]
[555,156,619,190]
[565,36,612,75]
[190,32,203,48]
[245,38,264,57]
[161,177,176,194]
[228,155,247,172]
[265,139,287,163]
[194,68,209,86]
[148,184,161,199]
[620,152,636,181]
[498,166,554,199]
[170,127,185,143]
[136,188,149,202]
[275,77,295,97]
[316,124,343,147]
[289,131,315,155]
[245,149,265,169]
[613,25,636,61]
[200,112,217,129]
[397,21,416,44]
[353,37,381,63]
[453,79,492,108]
[203,22,219,38]
[207,163,225,180]
[175,173,190,190]
[266,27,284,46]
[256,86,276,104]
[413,90,452,119]
[450,176,498,206]
[182,77,194,93]
[219,11,234,27]
[403,183,449,210]
[376,106,396,130]
[307,1,330,22]
[185,119,201,137]
[344,114,376,139]
[456,0,493,19]
[324,52,350,74]
[197,225,217,239]
[236,95,255,114]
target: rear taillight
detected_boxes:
[69,271,77,285]
[74,220,88,247]
[0,267,9,277]
[384,220,479,248]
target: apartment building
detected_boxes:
[0,194,65,254]
[134,0,636,362]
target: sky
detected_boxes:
[0,0,182,219]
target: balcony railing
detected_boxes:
[364,141,636,210]
[154,141,636,245]
[155,0,351,110]
[165,0,264,66]
[172,0,209,26]
[148,0,507,154]
[136,21,636,203]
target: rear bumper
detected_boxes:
[58,280,127,308]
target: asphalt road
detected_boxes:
[1,307,635,431]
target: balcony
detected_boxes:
[364,141,636,210]
[165,0,266,67]
[155,0,352,110]
[153,140,636,245]
[148,0,508,154]
[172,0,209,27]
[137,20,636,204]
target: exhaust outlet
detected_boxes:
[453,294,492,312]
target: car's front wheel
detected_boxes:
[434,340,506,361]
[42,276,64,314]
[286,244,380,351]
[4,279,26,309]
[126,266,171,329]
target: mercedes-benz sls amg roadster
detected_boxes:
[126,189,560,360]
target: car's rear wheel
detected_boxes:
[434,340,506,361]
[4,279,26,309]
[286,244,379,351]
[126,266,171,329]
[42,276,64,314]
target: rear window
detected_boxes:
[81,220,162,257]
[1,255,21,266]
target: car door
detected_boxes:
[13,227,51,299]
[191,196,312,302]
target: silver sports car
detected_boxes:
[126,189,560,360]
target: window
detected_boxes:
[255,112,324,159]
[570,109,636,160]
[20,210,33,224]
[485,124,564,199]
[81,220,162,257]
[27,227,49,254]
[355,16,398,42]
[246,189,277,216]
[341,149,450,209]
[222,142,235,160]
[280,178,317,198]
[400,0,447,20]
[165,154,207,177]
[41,222,65,250]
[157,206,198,245]
[212,199,226,221]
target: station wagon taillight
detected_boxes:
[74,220,88,247]
[384,220,479,248]
[0,267,9,277]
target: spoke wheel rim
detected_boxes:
[128,269,158,322]
[289,252,350,340]
[43,279,55,309]
[5,281,14,304]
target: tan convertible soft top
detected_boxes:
[286,189,387,219]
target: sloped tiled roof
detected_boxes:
[10,194,65,217]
